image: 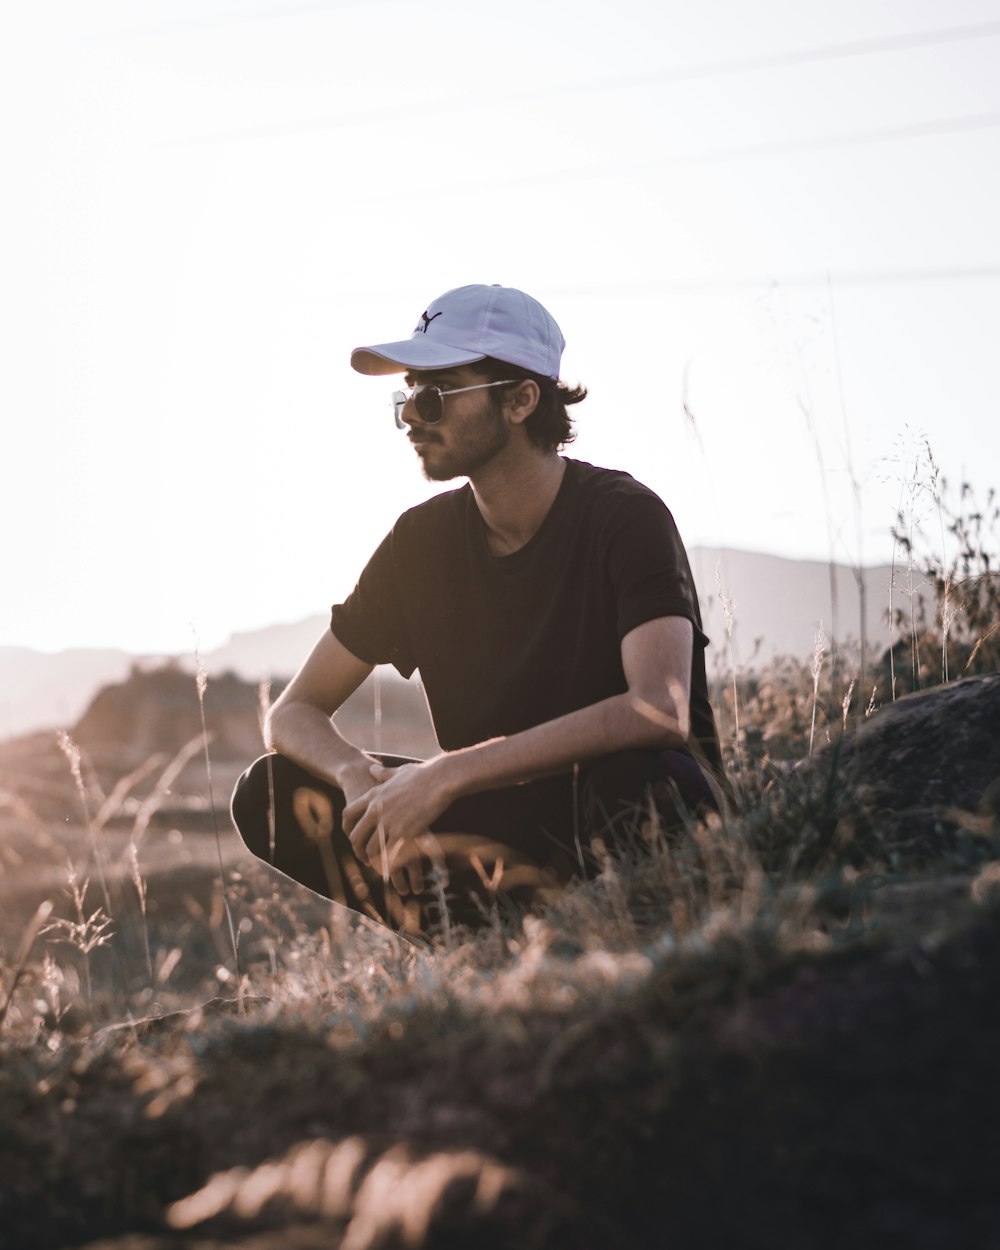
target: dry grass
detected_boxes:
[0,487,997,1248]
[0,733,997,1248]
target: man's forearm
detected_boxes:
[265,701,373,789]
[435,690,688,804]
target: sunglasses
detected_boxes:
[391,379,517,429]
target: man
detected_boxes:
[232,283,722,938]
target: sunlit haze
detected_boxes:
[3,0,998,655]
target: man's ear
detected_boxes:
[504,379,540,425]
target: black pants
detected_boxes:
[231,749,718,939]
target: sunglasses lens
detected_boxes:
[414,387,443,424]
[391,392,407,429]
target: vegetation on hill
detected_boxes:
[0,482,998,1249]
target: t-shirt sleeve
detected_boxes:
[606,492,708,647]
[329,529,417,678]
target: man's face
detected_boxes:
[400,366,510,482]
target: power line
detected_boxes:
[547,265,1000,296]
[155,19,1000,148]
[564,19,1000,97]
[281,110,1000,209]
[509,111,1000,183]
[70,0,391,41]
[307,266,1000,309]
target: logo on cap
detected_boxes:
[415,310,443,334]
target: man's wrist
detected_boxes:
[429,749,471,807]
[330,749,376,792]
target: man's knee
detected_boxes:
[230,753,326,858]
[582,748,717,842]
[231,754,271,857]
[582,750,663,838]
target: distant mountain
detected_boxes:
[690,547,898,666]
[204,615,329,680]
[0,647,139,742]
[0,625,328,742]
[1,550,916,738]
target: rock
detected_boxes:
[72,664,267,768]
[765,674,1000,873]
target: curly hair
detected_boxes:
[474,357,587,452]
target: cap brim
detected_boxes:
[350,339,486,376]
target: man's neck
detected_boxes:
[470,446,567,557]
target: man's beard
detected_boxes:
[416,408,510,482]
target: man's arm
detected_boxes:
[344,615,694,856]
[264,629,377,804]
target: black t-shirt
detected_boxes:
[330,458,721,774]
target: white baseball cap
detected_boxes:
[350,284,565,380]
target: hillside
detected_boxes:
[0,676,997,1248]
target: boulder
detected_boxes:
[762,674,1000,873]
[72,663,267,768]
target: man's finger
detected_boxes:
[388,855,410,894]
[373,834,412,894]
[344,802,365,849]
[342,796,361,837]
[365,827,392,884]
[386,837,411,894]
[348,801,381,858]
[343,783,381,837]
[405,851,424,896]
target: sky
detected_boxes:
[3,0,999,656]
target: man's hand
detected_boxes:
[342,757,454,896]
[336,755,382,813]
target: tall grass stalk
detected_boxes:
[715,565,742,773]
[798,393,842,696]
[93,754,166,830]
[0,899,53,1030]
[889,477,906,701]
[827,272,867,696]
[907,527,922,692]
[42,865,114,1012]
[256,673,272,744]
[257,679,278,864]
[192,638,242,1001]
[681,369,744,747]
[966,621,1000,672]
[808,627,827,756]
[57,732,115,923]
[132,733,213,843]
[127,840,153,985]
[841,677,856,731]
[371,666,392,896]
[373,666,383,759]
[56,730,132,1012]
[923,440,952,684]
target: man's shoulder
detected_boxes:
[392,484,471,534]
[565,458,670,511]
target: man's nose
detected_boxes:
[402,394,437,429]
[393,391,419,430]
